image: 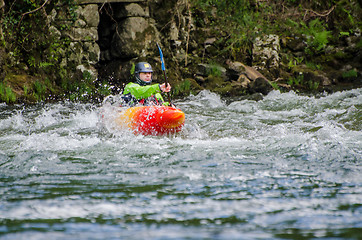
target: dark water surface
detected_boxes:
[0,89,361,239]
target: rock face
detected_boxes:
[98,3,157,60]
[47,3,100,77]
[253,34,281,80]
[110,17,158,58]
[97,2,160,82]
[47,2,160,79]
[253,34,280,69]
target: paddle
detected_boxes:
[157,43,173,106]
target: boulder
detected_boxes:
[114,3,149,19]
[244,64,268,82]
[226,60,274,95]
[226,60,246,73]
[253,34,280,67]
[237,74,251,88]
[110,17,159,58]
[76,4,99,27]
[249,77,274,95]
[226,61,269,81]
[83,42,100,64]
[66,27,98,42]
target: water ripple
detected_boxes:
[1,89,361,239]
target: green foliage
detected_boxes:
[1,0,78,102]
[193,0,253,26]
[357,39,362,49]
[173,80,191,97]
[24,86,29,97]
[208,64,223,77]
[191,0,263,61]
[312,30,331,51]
[308,80,319,90]
[288,74,304,86]
[5,86,16,103]
[0,83,17,103]
[34,80,46,95]
[95,81,112,97]
[338,2,356,26]
[192,0,361,70]
[339,31,350,37]
[269,82,280,90]
[64,71,111,102]
[288,74,319,91]
[67,71,94,101]
[291,19,332,55]
[33,80,47,101]
[287,56,304,70]
[342,69,358,78]
[306,61,322,71]
[2,0,50,64]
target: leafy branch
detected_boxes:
[18,0,50,27]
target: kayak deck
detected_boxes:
[115,106,185,135]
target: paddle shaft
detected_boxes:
[162,71,172,104]
[157,43,172,104]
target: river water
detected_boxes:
[0,89,361,240]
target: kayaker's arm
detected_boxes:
[158,83,171,106]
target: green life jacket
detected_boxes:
[122,82,168,106]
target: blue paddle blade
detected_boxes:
[157,43,166,71]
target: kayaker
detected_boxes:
[121,62,171,107]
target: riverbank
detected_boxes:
[0,0,361,103]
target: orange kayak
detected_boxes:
[115,106,185,135]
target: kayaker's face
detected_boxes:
[139,72,152,83]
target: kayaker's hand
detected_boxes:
[160,83,171,93]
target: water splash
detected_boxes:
[0,89,361,239]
